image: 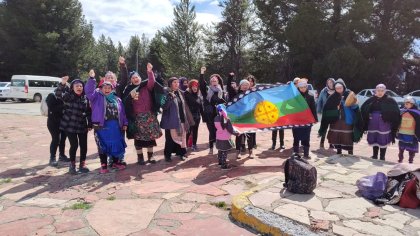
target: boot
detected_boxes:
[303,146,311,159]
[398,149,404,163]
[137,154,146,165]
[79,161,90,173]
[49,156,58,167]
[337,148,342,155]
[58,154,70,162]
[379,148,386,161]
[408,151,415,164]
[69,162,77,175]
[147,152,157,164]
[371,147,379,159]
[218,152,222,165]
[270,143,276,150]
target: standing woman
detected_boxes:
[55,77,92,174]
[293,79,317,158]
[185,79,203,151]
[199,67,226,155]
[318,79,363,155]
[317,78,335,148]
[361,84,400,160]
[46,79,70,167]
[161,77,195,162]
[122,63,162,165]
[246,75,258,149]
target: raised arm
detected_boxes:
[118,56,129,96]
[199,66,208,99]
[55,76,71,102]
[85,70,99,102]
[227,72,236,101]
[146,63,155,91]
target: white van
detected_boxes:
[10,75,61,102]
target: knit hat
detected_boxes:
[188,79,199,89]
[167,77,178,87]
[334,78,347,90]
[404,96,416,105]
[99,80,114,88]
[297,78,308,88]
[70,79,85,95]
[239,79,250,87]
[293,77,300,84]
[129,71,140,80]
[376,84,386,90]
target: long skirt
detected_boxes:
[133,111,162,148]
[367,112,392,148]
[95,120,127,159]
[327,119,353,151]
[398,133,419,153]
[164,128,187,158]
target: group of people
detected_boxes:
[45,57,419,174]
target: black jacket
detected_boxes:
[46,93,65,125]
[300,90,318,122]
[184,90,203,122]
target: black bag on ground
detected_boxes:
[283,154,317,194]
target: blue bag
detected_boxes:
[356,172,387,200]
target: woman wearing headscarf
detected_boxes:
[55,77,92,174]
[317,78,336,148]
[361,84,400,160]
[179,77,189,92]
[318,79,363,155]
[122,63,162,165]
[199,66,226,155]
[184,79,203,151]
[161,77,195,162]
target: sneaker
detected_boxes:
[191,145,197,151]
[179,155,186,161]
[49,156,58,167]
[208,148,214,155]
[280,145,286,150]
[69,165,77,175]
[248,150,254,159]
[112,163,126,170]
[79,166,90,173]
[58,154,70,162]
[99,168,109,174]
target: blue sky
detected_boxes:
[79,0,222,46]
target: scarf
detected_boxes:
[102,91,117,105]
[206,85,223,102]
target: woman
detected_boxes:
[85,70,128,173]
[318,79,363,155]
[317,78,335,148]
[184,79,203,151]
[246,75,258,149]
[122,63,162,165]
[397,96,420,163]
[179,77,189,92]
[161,77,195,162]
[46,80,70,167]
[55,77,92,174]
[361,84,400,160]
[199,67,226,155]
[293,79,317,158]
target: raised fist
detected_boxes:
[89,69,95,78]
[201,66,206,74]
[147,63,153,72]
[119,56,125,64]
[229,72,234,76]
[61,76,69,84]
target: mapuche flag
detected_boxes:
[226,83,316,133]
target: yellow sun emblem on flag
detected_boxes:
[254,101,280,125]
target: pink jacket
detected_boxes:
[214,116,236,140]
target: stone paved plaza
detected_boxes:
[0,108,418,235]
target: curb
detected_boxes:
[230,183,322,236]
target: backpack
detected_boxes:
[40,94,51,116]
[356,172,387,200]
[283,154,317,194]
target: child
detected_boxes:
[85,70,128,173]
[214,104,239,170]
[398,96,420,164]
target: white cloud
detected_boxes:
[80,0,221,46]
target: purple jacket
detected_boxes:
[85,77,128,128]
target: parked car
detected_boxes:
[9,75,61,102]
[357,89,404,107]
[0,82,11,102]
[404,90,420,107]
